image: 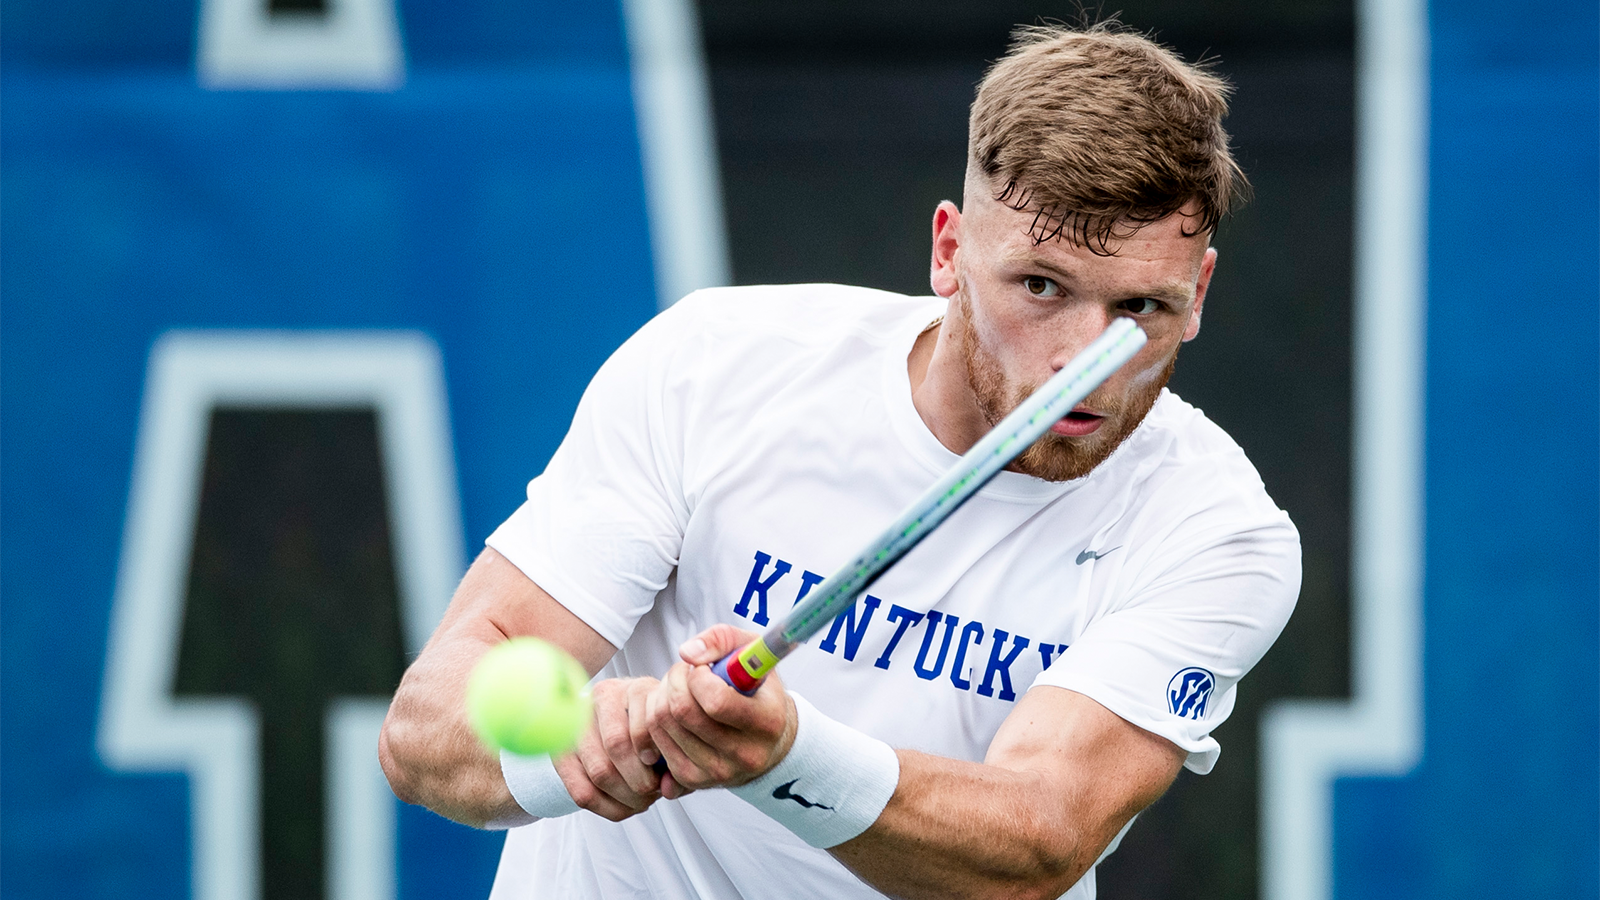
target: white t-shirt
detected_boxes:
[485,284,1300,900]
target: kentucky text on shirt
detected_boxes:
[732,550,1069,702]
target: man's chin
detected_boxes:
[1009,431,1116,482]
[1008,356,1176,482]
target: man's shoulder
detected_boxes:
[626,284,941,419]
[1126,391,1295,530]
[668,283,940,346]
[1142,391,1246,461]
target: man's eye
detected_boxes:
[1024,276,1060,297]
[1120,297,1161,315]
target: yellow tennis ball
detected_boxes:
[466,637,592,756]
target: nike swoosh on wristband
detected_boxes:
[1076,546,1120,565]
[772,779,834,810]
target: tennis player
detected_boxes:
[381,22,1300,900]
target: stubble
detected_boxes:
[955,294,1175,482]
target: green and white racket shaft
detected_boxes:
[713,317,1148,694]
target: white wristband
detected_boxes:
[496,750,580,826]
[729,693,900,848]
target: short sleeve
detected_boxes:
[1031,510,1300,773]
[486,301,701,649]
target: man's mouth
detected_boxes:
[1050,407,1105,437]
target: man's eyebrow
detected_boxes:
[1138,281,1199,305]
[999,251,1084,286]
[1000,252,1196,305]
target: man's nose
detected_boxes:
[1048,308,1119,372]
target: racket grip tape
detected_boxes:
[712,638,777,697]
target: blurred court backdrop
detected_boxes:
[1,1,1594,899]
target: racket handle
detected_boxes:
[710,649,763,697]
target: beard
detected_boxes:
[956,294,1176,482]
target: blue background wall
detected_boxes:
[2,1,660,896]
[3,0,1597,898]
[1335,0,1599,897]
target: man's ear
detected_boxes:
[930,201,962,298]
[1184,247,1217,342]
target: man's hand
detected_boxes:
[554,676,664,821]
[646,624,798,797]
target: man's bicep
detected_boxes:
[986,686,1185,831]
[430,547,617,675]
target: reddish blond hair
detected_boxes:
[968,23,1248,252]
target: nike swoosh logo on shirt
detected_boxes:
[1076,546,1120,565]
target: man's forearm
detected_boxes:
[647,628,1183,899]
[826,687,1185,900]
[380,630,525,827]
[828,751,1109,900]
[378,548,619,828]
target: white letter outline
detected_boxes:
[98,331,465,900]
[198,0,405,90]
[1260,0,1430,897]
[619,0,731,308]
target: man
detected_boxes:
[381,23,1300,900]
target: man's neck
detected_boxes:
[907,317,991,457]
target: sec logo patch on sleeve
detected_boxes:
[1167,667,1215,719]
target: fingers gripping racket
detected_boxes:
[710,318,1148,696]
